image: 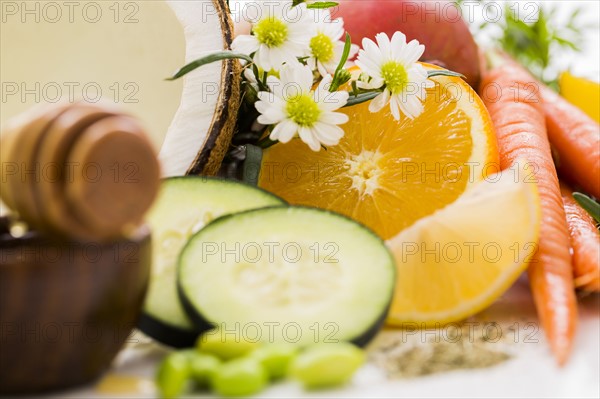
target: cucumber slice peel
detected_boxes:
[141,177,285,347]
[177,206,395,347]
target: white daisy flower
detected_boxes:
[255,64,350,151]
[307,9,359,77]
[355,32,434,120]
[231,0,313,71]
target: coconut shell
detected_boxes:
[186,0,241,176]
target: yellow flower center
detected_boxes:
[380,61,409,94]
[286,94,321,127]
[310,32,335,63]
[253,17,288,48]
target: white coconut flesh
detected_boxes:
[1,0,237,177]
[160,0,239,176]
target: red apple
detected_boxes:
[333,0,481,87]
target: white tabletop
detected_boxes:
[50,278,599,399]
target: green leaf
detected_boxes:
[333,33,352,80]
[343,91,380,107]
[427,70,465,79]
[167,51,253,80]
[242,144,263,186]
[573,193,600,224]
[306,1,338,9]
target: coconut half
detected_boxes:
[160,0,240,176]
[1,0,239,177]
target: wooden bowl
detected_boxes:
[0,217,151,394]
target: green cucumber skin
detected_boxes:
[178,286,219,341]
[138,313,204,349]
[140,177,286,347]
[177,283,390,348]
[177,205,395,348]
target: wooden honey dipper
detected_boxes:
[0,102,160,241]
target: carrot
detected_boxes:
[561,184,600,292]
[480,62,577,365]
[541,86,600,199]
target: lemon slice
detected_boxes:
[385,164,541,326]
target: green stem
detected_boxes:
[257,136,278,149]
[242,144,263,186]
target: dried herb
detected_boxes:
[370,324,512,378]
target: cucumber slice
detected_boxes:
[178,207,395,347]
[141,177,285,347]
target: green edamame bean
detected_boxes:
[196,331,259,360]
[188,352,221,387]
[155,352,191,399]
[250,344,298,380]
[212,358,268,397]
[289,343,365,389]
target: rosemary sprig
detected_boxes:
[462,1,592,88]
[293,0,338,8]
[306,1,338,9]
[167,51,253,80]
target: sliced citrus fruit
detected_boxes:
[385,163,541,326]
[559,72,600,123]
[258,64,498,239]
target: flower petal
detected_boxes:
[243,68,257,84]
[279,65,295,87]
[389,95,401,121]
[298,126,321,151]
[390,31,407,59]
[256,44,272,71]
[368,90,390,113]
[398,94,424,120]
[318,90,349,111]
[399,39,425,65]
[312,122,344,146]
[270,119,298,143]
[356,49,384,76]
[255,93,287,125]
[356,76,384,90]
[375,32,392,58]
[319,111,349,125]
[316,61,329,78]
[361,37,382,61]
[296,64,315,92]
[232,35,259,56]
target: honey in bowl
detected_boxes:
[0,102,160,393]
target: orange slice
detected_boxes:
[386,164,540,325]
[258,64,498,239]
